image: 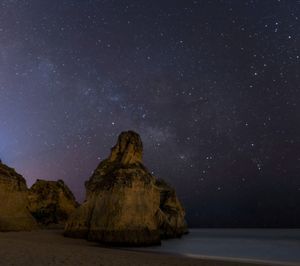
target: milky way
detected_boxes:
[0,0,299,227]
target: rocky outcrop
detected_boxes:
[64,131,187,246]
[28,179,79,226]
[155,179,187,239]
[0,162,37,231]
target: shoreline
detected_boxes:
[124,248,293,266]
[0,229,293,266]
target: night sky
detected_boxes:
[0,0,299,227]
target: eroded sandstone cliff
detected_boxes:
[0,162,37,231]
[64,131,187,246]
[28,179,79,226]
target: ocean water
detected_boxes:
[132,229,300,265]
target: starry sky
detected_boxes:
[0,0,299,227]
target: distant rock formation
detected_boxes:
[0,162,37,231]
[28,179,79,226]
[65,131,187,246]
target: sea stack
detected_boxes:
[64,131,187,246]
[0,162,37,231]
[28,179,79,227]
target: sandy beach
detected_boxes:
[0,230,285,266]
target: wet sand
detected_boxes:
[0,230,283,266]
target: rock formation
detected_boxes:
[64,130,187,246]
[28,179,79,226]
[0,162,37,231]
[155,178,187,239]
